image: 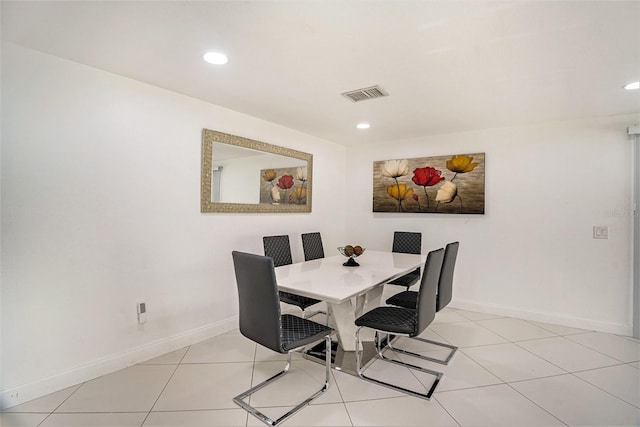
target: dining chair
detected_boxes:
[385,241,460,365]
[386,231,422,289]
[263,235,324,316]
[231,251,333,426]
[301,232,325,261]
[355,247,445,400]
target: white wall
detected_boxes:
[0,43,347,408]
[346,116,636,334]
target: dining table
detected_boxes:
[275,250,426,372]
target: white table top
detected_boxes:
[275,250,426,304]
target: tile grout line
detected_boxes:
[502,338,640,413]
[434,319,565,426]
[462,317,570,426]
[503,380,570,427]
[452,347,510,383]
[473,317,564,343]
[390,320,567,426]
[562,333,640,363]
[520,317,594,337]
[511,336,605,373]
[35,381,87,427]
[570,370,640,410]
[505,336,640,408]
[139,346,191,427]
[432,394,463,427]
[324,362,357,426]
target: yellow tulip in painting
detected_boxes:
[386,183,414,211]
[387,183,414,201]
[290,186,307,204]
[262,169,277,182]
[446,154,478,174]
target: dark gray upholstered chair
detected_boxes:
[301,232,325,261]
[263,235,323,314]
[232,251,333,426]
[355,248,445,400]
[263,235,294,267]
[386,231,422,289]
[385,241,460,365]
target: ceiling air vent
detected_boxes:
[341,85,388,103]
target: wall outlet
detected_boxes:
[137,302,147,324]
[593,226,609,239]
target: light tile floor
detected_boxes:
[2,307,639,427]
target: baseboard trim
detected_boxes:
[449,298,633,336]
[1,316,238,410]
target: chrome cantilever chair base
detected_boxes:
[385,241,461,366]
[354,247,446,400]
[355,327,443,400]
[386,334,458,365]
[233,335,332,427]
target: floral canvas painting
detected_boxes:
[373,153,485,214]
[260,166,308,205]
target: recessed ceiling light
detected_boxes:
[203,52,228,65]
[623,81,639,90]
[356,123,371,129]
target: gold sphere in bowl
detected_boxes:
[337,245,366,257]
[338,245,366,266]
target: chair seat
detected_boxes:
[279,291,321,310]
[386,290,418,309]
[387,268,420,287]
[355,306,417,335]
[280,314,332,352]
[387,290,448,311]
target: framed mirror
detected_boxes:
[201,129,313,213]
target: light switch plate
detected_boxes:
[593,226,609,239]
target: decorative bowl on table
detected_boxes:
[337,245,365,267]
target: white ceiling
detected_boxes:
[2,1,639,146]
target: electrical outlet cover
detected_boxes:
[593,225,609,239]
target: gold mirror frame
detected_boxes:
[201,129,313,213]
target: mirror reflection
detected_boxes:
[201,129,313,213]
[211,142,307,204]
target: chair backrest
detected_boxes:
[263,235,292,267]
[232,251,284,353]
[436,242,459,312]
[392,231,422,255]
[301,232,325,261]
[414,248,445,336]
